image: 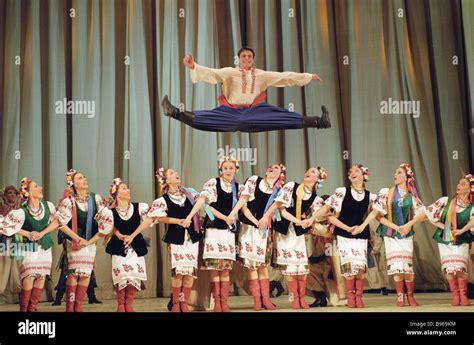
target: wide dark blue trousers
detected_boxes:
[194,103,304,132]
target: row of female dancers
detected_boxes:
[1,157,473,312]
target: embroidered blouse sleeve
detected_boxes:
[200,178,218,204]
[324,187,347,214]
[1,209,26,236]
[373,188,390,216]
[262,70,313,88]
[56,197,73,225]
[190,63,234,84]
[147,198,168,218]
[274,182,295,208]
[96,208,114,235]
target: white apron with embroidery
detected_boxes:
[383,237,414,275]
[112,247,147,291]
[170,230,199,276]
[274,225,308,275]
[67,241,97,276]
[238,224,268,267]
[203,228,236,261]
[438,243,469,274]
[337,236,368,276]
[20,247,52,280]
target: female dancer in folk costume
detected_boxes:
[161,47,330,133]
[0,186,22,304]
[87,178,149,312]
[226,163,287,310]
[48,169,105,312]
[369,163,425,307]
[185,156,243,312]
[260,167,327,309]
[124,168,207,312]
[424,173,474,306]
[315,164,378,308]
[1,178,83,311]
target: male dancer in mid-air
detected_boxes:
[162,47,330,133]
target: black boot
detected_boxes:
[87,286,102,304]
[381,287,389,296]
[309,291,328,308]
[302,105,331,129]
[275,281,285,298]
[167,297,173,311]
[52,290,64,306]
[162,95,195,127]
[269,280,277,298]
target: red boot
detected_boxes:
[211,282,222,312]
[171,287,181,312]
[180,287,192,312]
[19,289,32,312]
[27,287,43,312]
[65,284,77,312]
[259,279,275,310]
[458,278,470,306]
[116,288,126,312]
[220,280,231,312]
[125,285,137,312]
[405,281,419,306]
[297,279,310,309]
[447,279,460,306]
[249,279,262,311]
[287,280,300,309]
[394,280,405,307]
[344,278,356,308]
[355,279,365,308]
[74,285,88,312]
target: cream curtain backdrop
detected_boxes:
[0,0,472,304]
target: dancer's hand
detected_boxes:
[258,217,269,230]
[452,228,467,236]
[28,232,39,241]
[24,232,35,241]
[346,225,357,234]
[225,215,236,226]
[123,235,135,247]
[34,231,45,241]
[77,238,88,249]
[351,225,364,235]
[301,219,313,229]
[312,73,323,82]
[398,224,411,236]
[183,54,195,69]
[115,232,127,241]
[180,219,192,228]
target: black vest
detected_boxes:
[239,177,272,226]
[334,188,371,239]
[105,203,148,257]
[204,178,239,230]
[162,193,203,245]
[273,183,317,236]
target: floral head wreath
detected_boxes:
[399,163,415,182]
[155,167,168,187]
[106,177,124,208]
[66,169,78,191]
[19,177,32,201]
[463,173,474,194]
[315,166,328,189]
[269,163,287,188]
[348,163,371,182]
[218,155,240,172]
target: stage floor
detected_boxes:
[1,292,473,312]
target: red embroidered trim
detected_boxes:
[241,69,247,93]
